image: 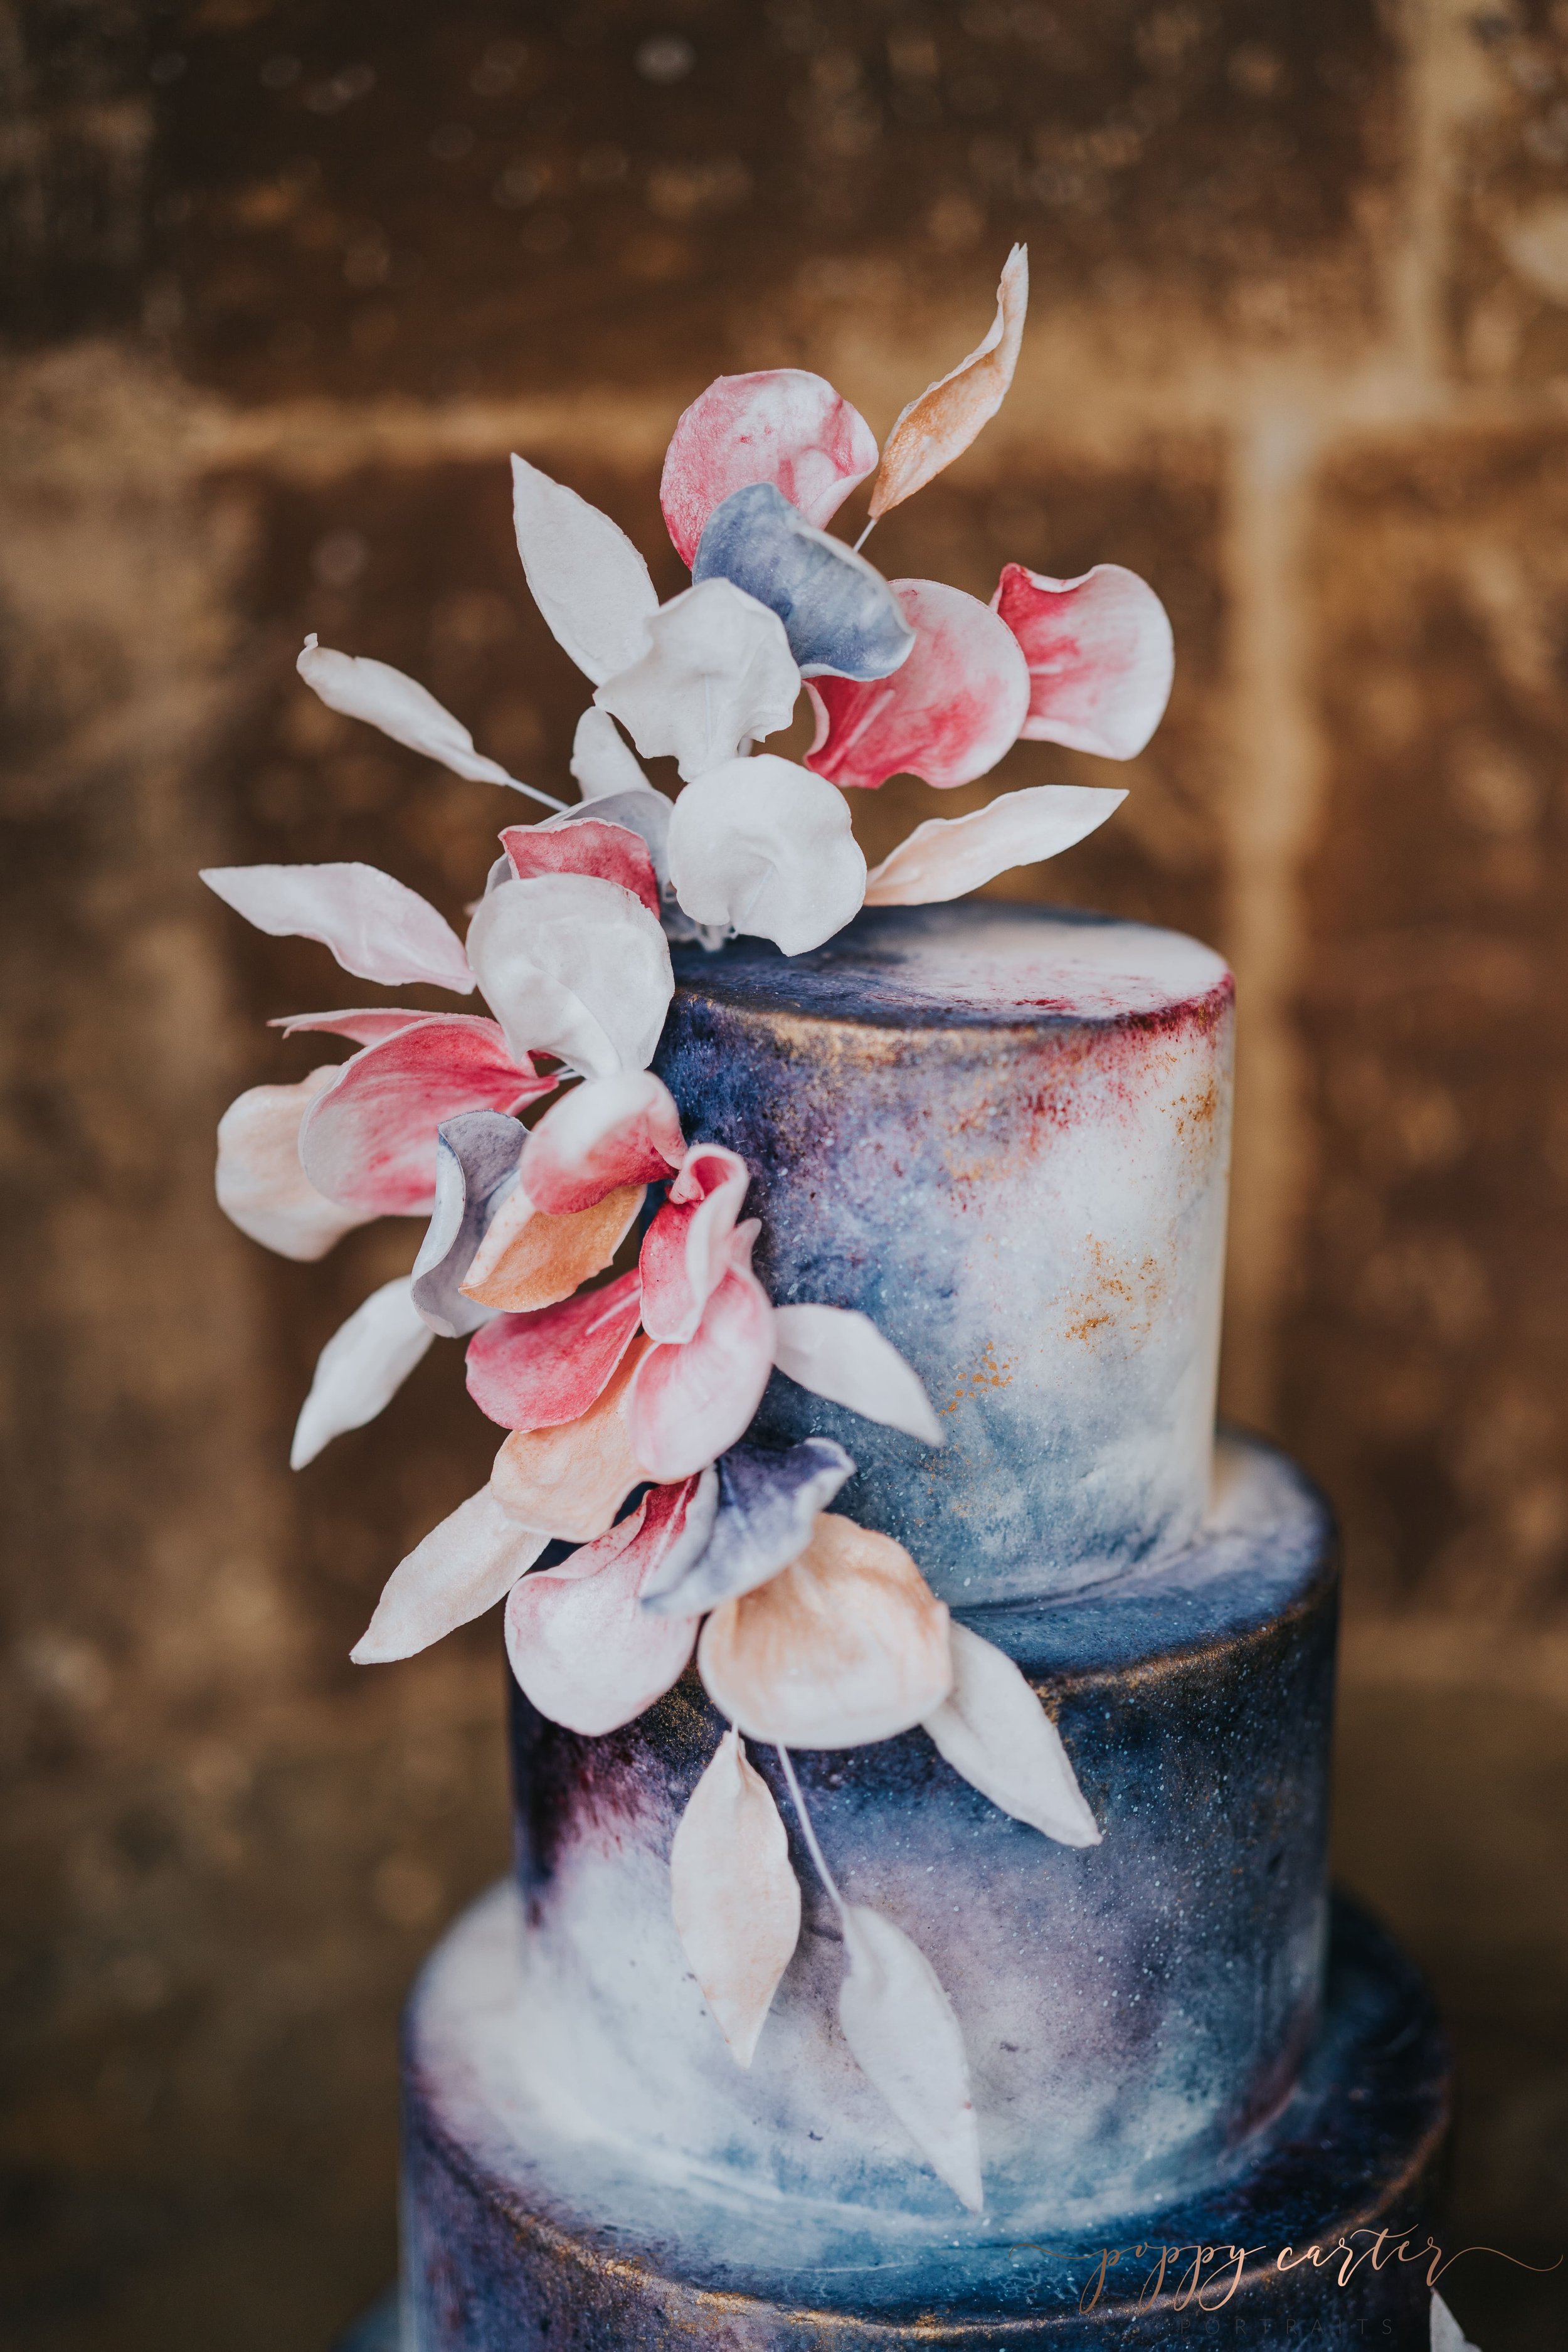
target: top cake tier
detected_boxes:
[657,903,1232,1604]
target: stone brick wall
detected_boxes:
[3,5,1566,2344]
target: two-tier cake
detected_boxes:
[203,252,1449,2349]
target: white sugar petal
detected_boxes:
[595,579,800,783]
[352,1485,548,1663]
[511,455,659,684]
[670,1729,802,2067]
[296,637,514,786]
[201,862,475,993]
[1431,2294,1480,2352]
[924,1623,1101,1846]
[868,245,1028,522]
[291,1277,435,1470]
[215,1067,374,1261]
[465,872,674,1078]
[865,785,1126,906]
[838,1904,982,2212]
[569,706,656,800]
[771,1304,942,1445]
[667,755,865,956]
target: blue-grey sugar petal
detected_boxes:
[692,482,915,682]
[641,1436,855,1615]
[411,1110,524,1339]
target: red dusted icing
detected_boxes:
[804,579,1029,792]
[499,819,661,918]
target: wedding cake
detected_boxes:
[204,253,1449,2348]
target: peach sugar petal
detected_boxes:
[670,1729,801,2068]
[215,1066,376,1262]
[864,785,1125,907]
[923,1621,1101,1848]
[837,1904,982,2213]
[697,1511,952,1749]
[352,1485,549,1665]
[867,244,1028,523]
[462,1182,644,1315]
[489,1334,652,1541]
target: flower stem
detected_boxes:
[507,776,568,812]
[776,1746,845,1918]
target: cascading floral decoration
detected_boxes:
[204,249,1174,2215]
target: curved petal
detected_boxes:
[200,862,475,993]
[569,706,655,800]
[216,1067,374,1261]
[462,1182,644,1314]
[804,580,1029,793]
[867,243,1027,522]
[465,872,674,1079]
[692,482,914,682]
[351,1485,548,1664]
[270,1007,434,1047]
[290,1276,435,1470]
[504,1480,704,1734]
[511,454,659,684]
[465,1269,644,1430]
[556,785,673,893]
[628,1248,775,1482]
[594,580,800,783]
[697,1512,951,1748]
[519,1071,685,1215]
[992,561,1174,759]
[490,1335,651,1541]
[661,368,879,566]
[298,1016,551,1217]
[499,816,661,919]
[296,636,514,787]
[771,1304,943,1444]
[670,1729,801,2067]
[864,784,1125,906]
[638,1145,751,1343]
[667,755,866,955]
[410,1110,524,1338]
[642,1436,856,1616]
[924,1623,1101,1846]
[839,1905,982,2213]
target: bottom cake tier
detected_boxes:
[401,1891,1448,2349]
[396,1432,1449,2348]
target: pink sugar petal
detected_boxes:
[804,580,1029,793]
[639,1143,751,1344]
[504,1480,704,1735]
[200,862,475,992]
[627,1258,775,1483]
[660,369,879,568]
[991,561,1174,760]
[518,1071,686,1215]
[269,1008,435,1046]
[299,1015,554,1217]
[465,1269,644,1431]
[499,817,662,919]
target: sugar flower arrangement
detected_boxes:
[204,250,1174,2213]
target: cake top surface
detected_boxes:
[672,903,1231,1032]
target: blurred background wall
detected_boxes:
[3,3,1567,2346]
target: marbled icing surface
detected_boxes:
[402,1895,1448,2349]
[503,1435,1335,2232]
[657,904,1234,1602]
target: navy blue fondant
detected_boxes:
[656,904,1235,1602]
